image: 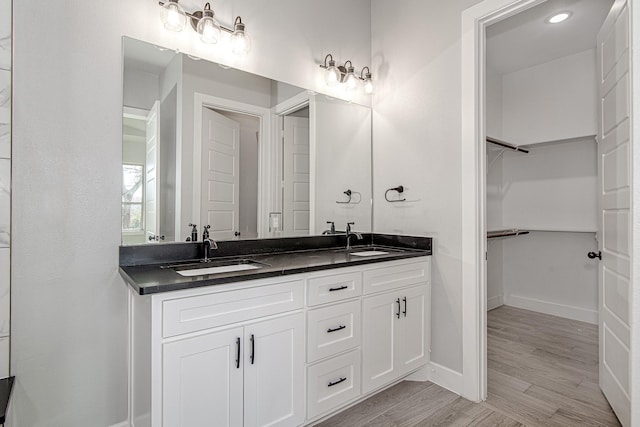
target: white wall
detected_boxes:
[371,0,485,374]
[312,97,372,234]
[502,49,598,145]
[502,139,598,231]
[10,1,371,425]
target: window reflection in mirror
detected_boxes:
[121,37,372,245]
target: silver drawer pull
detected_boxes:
[328,377,347,387]
[329,285,349,292]
[327,325,347,333]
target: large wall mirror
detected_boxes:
[121,37,372,245]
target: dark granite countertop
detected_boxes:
[120,234,432,295]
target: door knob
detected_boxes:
[587,251,602,260]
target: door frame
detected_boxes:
[194,93,272,238]
[460,0,637,407]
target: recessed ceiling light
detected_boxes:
[547,12,571,24]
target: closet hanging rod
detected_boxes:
[487,229,530,239]
[486,136,529,153]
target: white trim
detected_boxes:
[504,297,598,324]
[193,93,273,238]
[487,295,504,311]
[427,362,464,395]
[461,0,547,403]
[108,422,131,427]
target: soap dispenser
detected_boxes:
[189,223,198,242]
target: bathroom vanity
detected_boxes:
[120,234,431,427]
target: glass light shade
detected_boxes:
[363,77,374,94]
[344,67,358,90]
[325,61,341,87]
[160,1,187,32]
[197,16,221,44]
[231,30,251,55]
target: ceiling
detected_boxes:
[486,0,614,74]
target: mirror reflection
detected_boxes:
[122,37,372,245]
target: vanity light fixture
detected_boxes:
[546,11,571,24]
[158,1,251,55]
[319,54,374,94]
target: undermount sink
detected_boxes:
[175,259,266,277]
[349,250,390,257]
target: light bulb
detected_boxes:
[160,0,187,32]
[198,17,221,44]
[231,22,251,55]
[325,59,341,86]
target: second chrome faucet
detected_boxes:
[202,225,218,262]
[346,222,363,250]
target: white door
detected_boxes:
[597,1,631,425]
[283,116,310,235]
[201,107,240,240]
[362,291,397,393]
[395,285,429,376]
[145,101,160,242]
[163,327,244,427]
[243,313,305,427]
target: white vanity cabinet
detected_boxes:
[361,285,429,393]
[130,256,430,427]
[162,313,305,427]
[361,260,430,394]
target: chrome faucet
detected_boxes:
[202,225,218,263]
[346,222,363,250]
[322,221,336,235]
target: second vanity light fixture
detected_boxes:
[159,0,251,55]
[320,54,374,94]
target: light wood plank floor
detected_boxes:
[316,306,621,427]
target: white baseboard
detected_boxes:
[506,295,598,324]
[426,361,463,395]
[487,295,504,311]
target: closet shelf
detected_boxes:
[486,136,529,153]
[512,226,597,234]
[487,229,530,239]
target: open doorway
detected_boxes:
[475,0,630,425]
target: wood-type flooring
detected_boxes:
[317,306,621,427]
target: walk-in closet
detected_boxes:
[483,1,623,425]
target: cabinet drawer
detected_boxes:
[163,280,304,337]
[363,260,430,295]
[307,300,361,363]
[307,349,361,419]
[307,271,362,306]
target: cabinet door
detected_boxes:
[362,292,398,393]
[395,285,429,376]
[243,313,305,427]
[163,327,244,427]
